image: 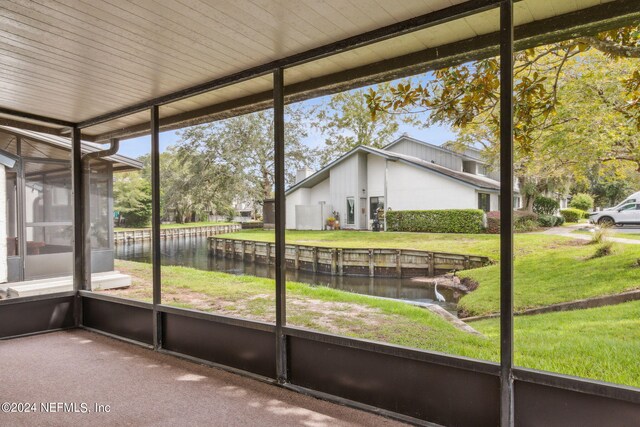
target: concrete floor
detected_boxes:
[0,330,405,427]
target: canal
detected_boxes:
[115,236,458,312]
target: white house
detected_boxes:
[286,135,520,230]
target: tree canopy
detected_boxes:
[313,83,418,166]
[366,26,640,209]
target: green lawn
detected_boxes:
[474,301,640,387]
[115,221,236,232]
[219,229,573,260]
[458,242,640,316]
[108,260,640,387]
[110,260,496,359]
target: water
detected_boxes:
[114,235,458,312]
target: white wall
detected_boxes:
[286,179,331,229]
[309,178,330,205]
[330,155,360,229]
[490,193,500,212]
[285,188,309,229]
[367,154,385,199]
[386,162,478,211]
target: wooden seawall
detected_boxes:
[208,237,490,278]
[115,224,241,244]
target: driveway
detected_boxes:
[537,223,640,244]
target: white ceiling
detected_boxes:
[0,0,627,139]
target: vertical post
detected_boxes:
[499,1,514,426]
[274,67,288,384]
[71,126,85,326]
[16,137,25,282]
[82,151,92,290]
[383,160,388,231]
[151,105,162,350]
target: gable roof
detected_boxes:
[384,134,484,162]
[0,126,142,171]
[286,142,505,195]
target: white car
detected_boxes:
[589,202,640,226]
[603,191,640,211]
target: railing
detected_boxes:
[114,224,241,243]
[208,237,490,278]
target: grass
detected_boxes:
[108,259,640,387]
[111,259,497,359]
[458,242,640,316]
[218,229,573,260]
[474,301,640,387]
[115,221,235,232]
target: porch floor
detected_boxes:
[0,329,404,426]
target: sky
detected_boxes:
[114,74,457,160]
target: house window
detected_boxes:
[346,197,355,224]
[513,196,521,209]
[478,193,491,212]
[369,196,384,220]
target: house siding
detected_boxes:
[388,139,464,171]
[386,161,477,211]
[330,155,360,229]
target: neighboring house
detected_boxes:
[0,126,141,293]
[286,135,521,230]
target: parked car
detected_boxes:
[589,202,640,226]
[603,191,640,211]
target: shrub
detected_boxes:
[554,215,565,226]
[569,193,594,211]
[486,211,501,234]
[386,209,485,234]
[533,195,559,215]
[537,214,557,228]
[484,210,540,234]
[591,241,614,259]
[560,208,586,223]
[590,225,611,244]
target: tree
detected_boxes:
[176,107,316,214]
[113,170,152,228]
[569,194,594,211]
[314,83,418,165]
[158,139,242,223]
[366,26,640,210]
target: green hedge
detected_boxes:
[386,209,485,234]
[560,208,587,223]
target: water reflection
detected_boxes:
[115,236,457,312]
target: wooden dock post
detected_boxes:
[251,241,256,262]
[338,249,344,276]
[331,249,337,274]
[241,240,245,261]
[428,252,435,276]
[369,249,374,277]
[265,243,271,265]
[312,247,318,273]
[396,249,402,278]
[294,245,300,270]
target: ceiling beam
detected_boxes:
[0,107,75,128]
[90,0,640,142]
[76,0,503,130]
[0,117,67,136]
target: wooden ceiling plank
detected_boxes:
[26,0,227,77]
